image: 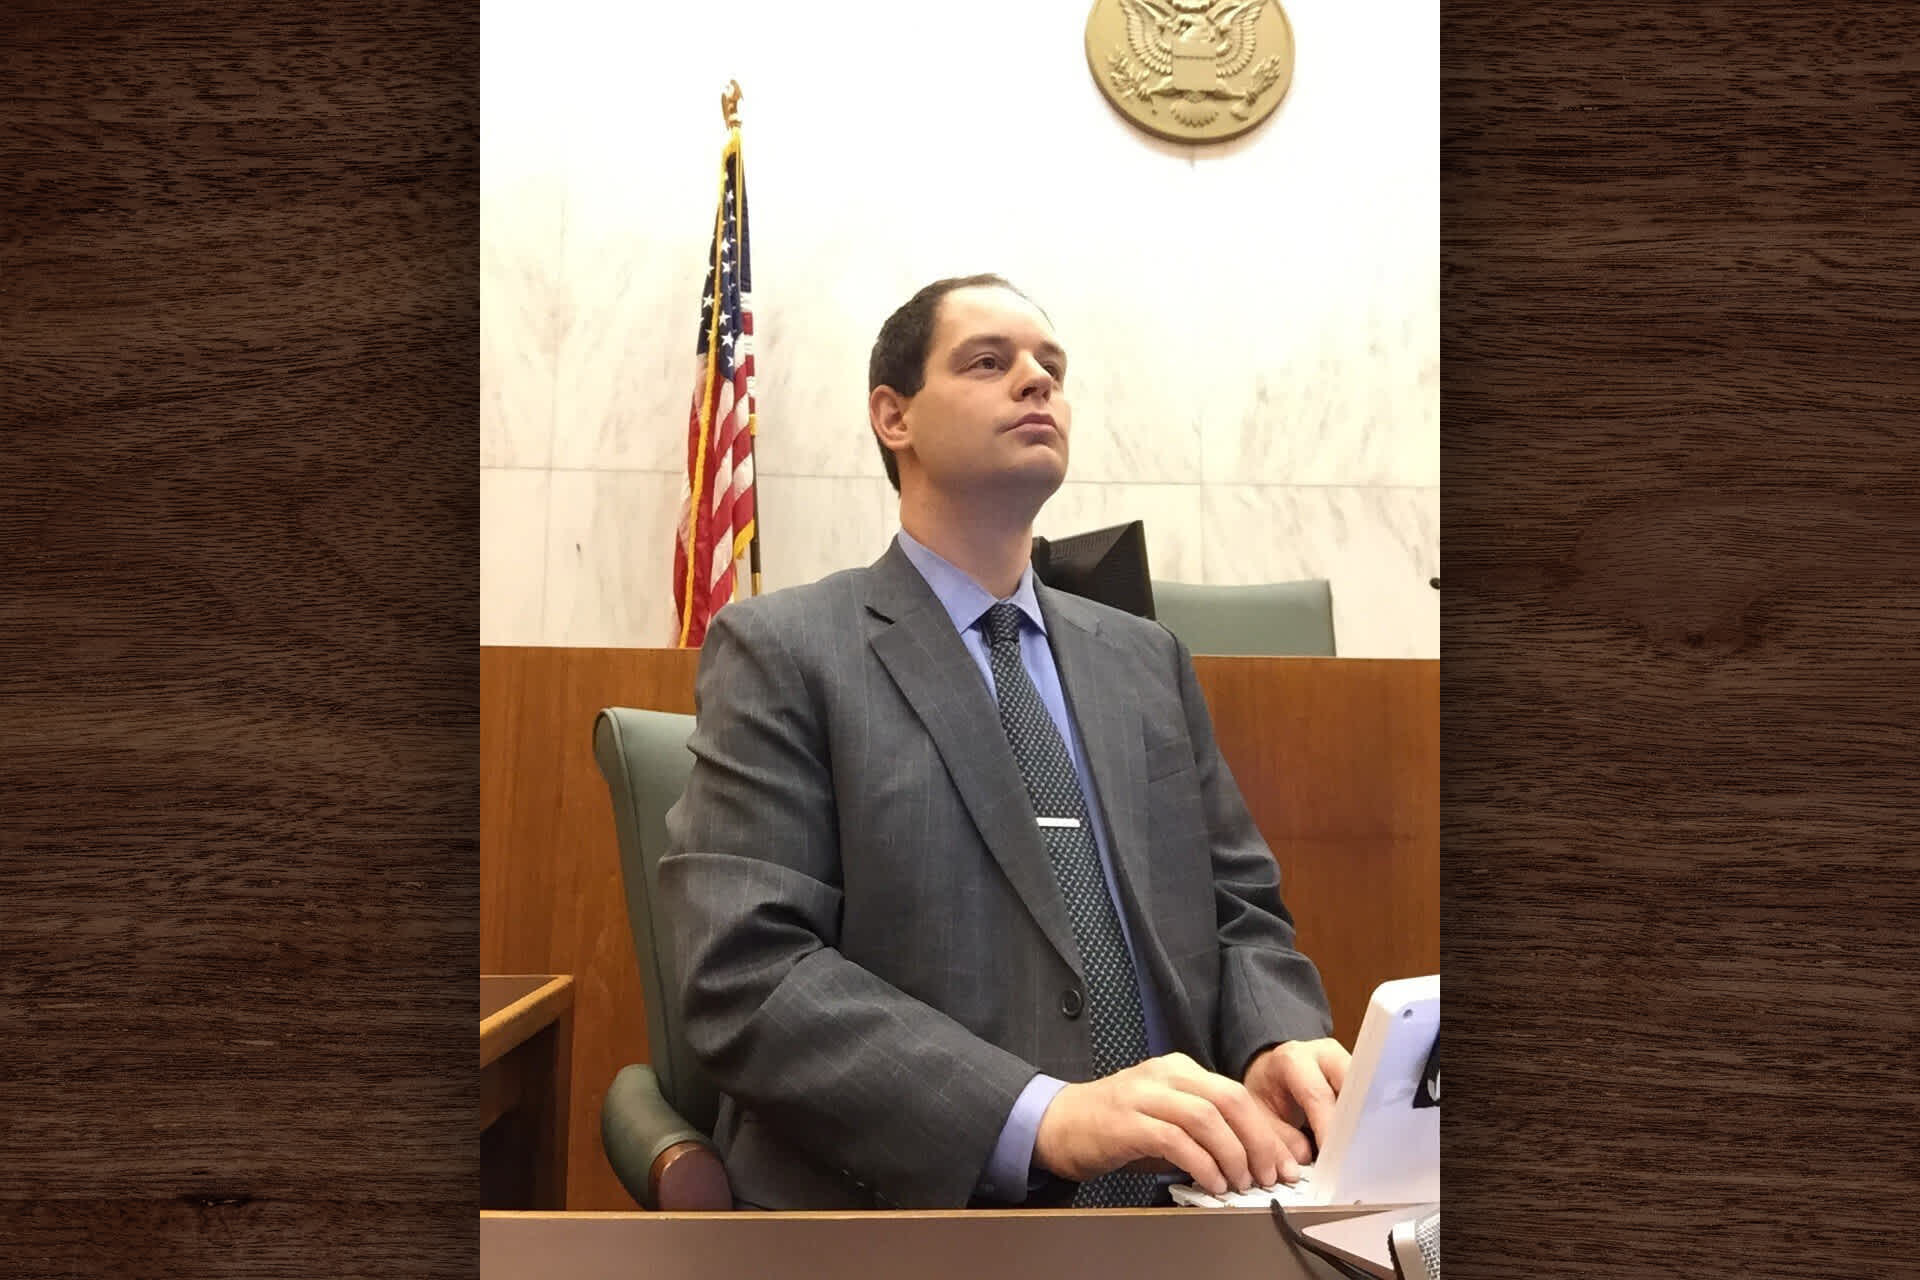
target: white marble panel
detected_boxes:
[481,0,574,171]
[480,468,551,646]
[542,470,692,648]
[753,477,898,596]
[1193,263,1438,490]
[480,0,577,470]
[481,179,567,470]
[547,122,712,475]
[1034,483,1206,585]
[1190,0,1438,488]
[747,260,882,482]
[543,2,891,479]
[539,0,770,474]
[1202,486,1437,659]
[1048,277,1206,487]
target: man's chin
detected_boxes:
[1009,459,1068,506]
[1008,443,1068,488]
[947,456,1066,514]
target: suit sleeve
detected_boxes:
[658,602,1039,1209]
[1168,634,1335,1075]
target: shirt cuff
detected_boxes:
[976,1074,1069,1203]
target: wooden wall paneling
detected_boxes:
[1195,658,1441,1049]
[480,647,698,1210]
[481,646,1436,1209]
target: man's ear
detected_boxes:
[870,385,910,457]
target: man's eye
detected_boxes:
[1043,365,1064,380]
[973,354,1001,370]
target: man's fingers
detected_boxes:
[1147,1088,1254,1191]
[1272,1118,1314,1168]
[1138,1115,1228,1196]
[1318,1041,1351,1094]
[1089,1053,1349,1195]
[1276,1054,1340,1157]
[1172,1072,1283,1187]
[1307,1100,1340,1158]
[1302,1095,1339,1158]
[1306,1042,1353,1151]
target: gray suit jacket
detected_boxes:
[659,542,1331,1210]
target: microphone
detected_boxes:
[1389,1210,1440,1280]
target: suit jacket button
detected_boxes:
[1060,988,1084,1018]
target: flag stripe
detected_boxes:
[673,131,759,647]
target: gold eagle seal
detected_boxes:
[1085,0,1295,143]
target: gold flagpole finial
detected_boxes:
[720,80,742,129]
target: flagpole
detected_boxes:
[721,79,765,598]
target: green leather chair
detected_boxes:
[1150,578,1337,657]
[592,706,733,1211]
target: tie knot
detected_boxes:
[982,601,1025,650]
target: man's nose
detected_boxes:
[1013,353,1056,399]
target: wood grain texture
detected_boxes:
[2,1,476,1274]
[1445,2,1920,1274]
[10,0,1914,1270]
[479,1208,1366,1280]
[481,974,556,1022]
[481,646,1436,1211]
[480,647,699,1212]
[478,1008,571,1211]
[480,975,572,1069]
[1200,658,1440,1052]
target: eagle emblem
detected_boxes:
[1086,0,1294,139]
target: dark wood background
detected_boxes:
[1443,2,1920,1275]
[481,647,1437,1211]
[6,0,1918,1274]
[3,2,478,1276]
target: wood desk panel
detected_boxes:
[481,974,573,1067]
[481,646,1437,1210]
[480,975,573,1209]
[480,1209,1375,1280]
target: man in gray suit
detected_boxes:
[660,274,1349,1210]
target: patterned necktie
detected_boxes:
[981,602,1158,1208]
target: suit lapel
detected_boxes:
[1042,587,1208,1055]
[864,546,1082,979]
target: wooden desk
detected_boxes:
[480,1207,1392,1280]
[482,974,574,1209]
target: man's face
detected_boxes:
[895,286,1072,502]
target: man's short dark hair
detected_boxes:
[866,273,1038,493]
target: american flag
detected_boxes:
[672,133,757,647]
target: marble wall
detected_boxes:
[482,0,1437,657]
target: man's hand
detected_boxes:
[1032,1053,1315,1195]
[1242,1038,1351,1157]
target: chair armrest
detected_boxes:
[601,1064,732,1211]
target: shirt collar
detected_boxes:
[895,529,1048,638]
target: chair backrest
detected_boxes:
[1150,578,1337,656]
[593,707,720,1136]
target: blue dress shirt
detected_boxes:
[895,530,1172,1203]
